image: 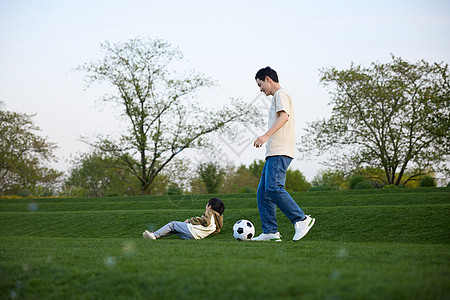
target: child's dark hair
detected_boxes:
[255,66,279,83]
[208,198,225,215]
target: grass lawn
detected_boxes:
[1,188,449,299]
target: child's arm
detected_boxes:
[185,210,212,226]
[187,215,209,226]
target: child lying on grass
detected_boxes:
[142,198,225,240]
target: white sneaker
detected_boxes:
[252,232,282,242]
[142,230,156,240]
[293,216,315,242]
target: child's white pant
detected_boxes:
[154,221,195,239]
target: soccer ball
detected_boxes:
[233,219,255,241]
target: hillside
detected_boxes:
[1,188,449,299]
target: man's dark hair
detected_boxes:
[255,66,279,83]
[208,198,225,215]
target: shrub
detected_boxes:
[383,184,397,189]
[17,189,31,197]
[239,186,255,194]
[308,185,336,191]
[31,186,54,197]
[59,186,88,198]
[368,180,384,189]
[106,192,120,197]
[311,169,346,190]
[167,185,183,195]
[420,176,436,187]
[349,175,366,189]
[354,182,374,189]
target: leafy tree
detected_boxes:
[76,37,260,193]
[221,164,259,194]
[352,167,435,188]
[196,162,225,194]
[419,176,436,187]
[0,102,62,195]
[311,169,346,190]
[300,56,449,186]
[285,169,311,192]
[248,159,265,178]
[162,158,193,193]
[352,167,386,188]
[166,184,183,195]
[63,151,142,197]
[229,159,311,193]
[349,175,367,189]
[189,176,207,194]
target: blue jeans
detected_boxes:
[257,156,306,233]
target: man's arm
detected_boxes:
[254,111,289,148]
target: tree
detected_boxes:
[349,175,368,189]
[0,102,62,195]
[419,175,437,187]
[196,162,225,194]
[77,37,261,193]
[63,151,142,197]
[285,169,311,192]
[221,164,259,193]
[224,160,311,193]
[189,176,207,194]
[248,159,265,179]
[162,158,193,194]
[311,169,346,190]
[300,56,449,186]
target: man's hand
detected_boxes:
[184,219,189,223]
[254,134,269,148]
[254,111,289,149]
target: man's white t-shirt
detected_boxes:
[265,88,296,159]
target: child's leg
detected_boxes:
[154,221,195,239]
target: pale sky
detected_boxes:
[1,0,449,180]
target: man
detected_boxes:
[252,66,315,242]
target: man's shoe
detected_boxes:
[252,232,282,242]
[293,216,315,242]
[142,230,156,240]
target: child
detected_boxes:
[142,198,225,240]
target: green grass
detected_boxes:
[1,188,449,299]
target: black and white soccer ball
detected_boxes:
[233,219,255,241]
